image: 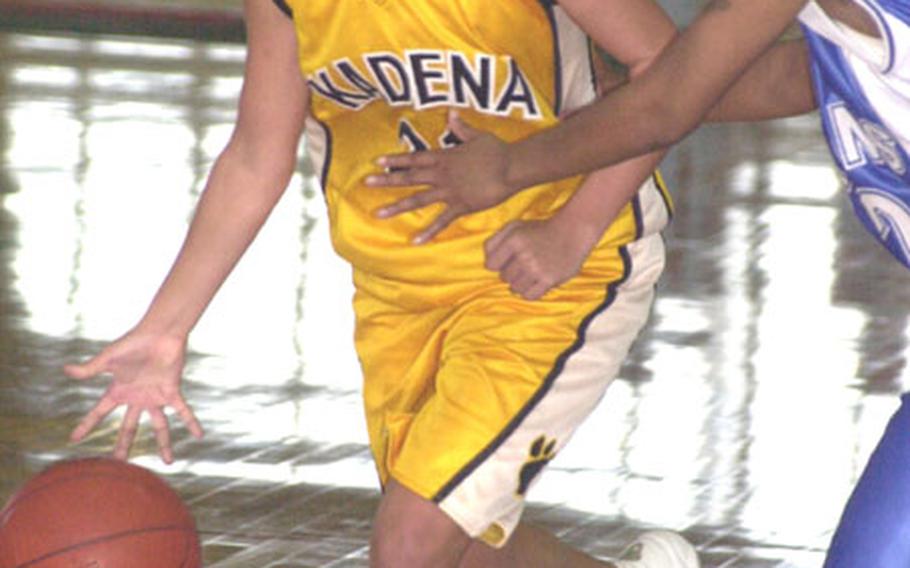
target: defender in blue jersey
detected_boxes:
[799,2,910,566]
[367,0,910,566]
[802,0,910,270]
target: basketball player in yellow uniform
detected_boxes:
[64,1,698,566]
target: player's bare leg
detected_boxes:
[370,479,699,568]
[369,479,473,568]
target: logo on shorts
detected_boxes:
[517,435,557,496]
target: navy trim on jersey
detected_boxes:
[587,49,600,97]
[272,0,292,18]
[631,194,645,240]
[653,173,673,221]
[315,118,333,193]
[432,245,634,504]
[537,0,563,115]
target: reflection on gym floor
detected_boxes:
[2,7,909,568]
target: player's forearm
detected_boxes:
[503,0,807,192]
[502,42,711,191]
[503,67,685,193]
[137,145,295,338]
[706,39,816,122]
[550,150,666,249]
[130,0,305,339]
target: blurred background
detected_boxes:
[2,1,908,566]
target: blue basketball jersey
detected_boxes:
[801,7,910,567]
[800,0,910,268]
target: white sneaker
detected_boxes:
[612,530,700,568]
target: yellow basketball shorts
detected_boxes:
[352,232,665,547]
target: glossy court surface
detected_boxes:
[2,2,909,567]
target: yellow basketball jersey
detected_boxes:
[275,3,673,543]
[280,0,669,307]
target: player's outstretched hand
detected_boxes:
[367,111,517,244]
[64,330,204,464]
[485,217,590,301]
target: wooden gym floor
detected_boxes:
[2,1,909,566]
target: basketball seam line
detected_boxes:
[14,525,195,568]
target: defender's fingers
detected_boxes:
[484,223,520,270]
[375,188,447,219]
[375,151,438,171]
[173,397,205,439]
[365,168,438,189]
[113,406,142,461]
[412,207,461,245]
[148,408,174,464]
[523,282,550,301]
[485,243,515,273]
[484,220,518,250]
[511,272,540,298]
[500,259,526,289]
[70,397,118,442]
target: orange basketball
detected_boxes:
[0,457,201,568]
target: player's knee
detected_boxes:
[370,519,455,568]
[370,522,420,568]
[369,482,470,568]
